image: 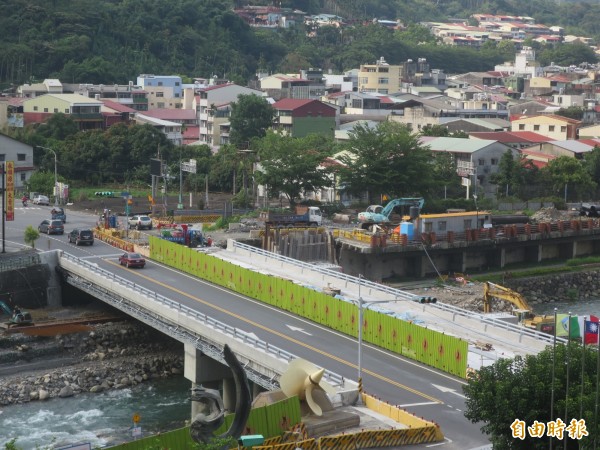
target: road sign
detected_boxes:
[121,191,130,198]
[133,413,140,423]
[181,159,197,173]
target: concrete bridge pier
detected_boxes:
[184,343,236,417]
[40,250,62,308]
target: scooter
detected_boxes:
[21,199,28,207]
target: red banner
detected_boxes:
[6,161,14,221]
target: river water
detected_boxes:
[0,376,192,450]
[533,298,600,317]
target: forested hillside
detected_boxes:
[1,0,599,91]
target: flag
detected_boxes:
[585,317,600,345]
[560,315,581,339]
[556,314,569,337]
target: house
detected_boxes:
[136,75,183,109]
[74,82,149,112]
[18,79,65,98]
[134,114,182,146]
[520,139,600,160]
[0,133,34,191]
[578,124,600,138]
[23,94,104,130]
[334,120,380,142]
[101,100,137,127]
[510,114,581,140]
[195,83,264,149]
[259,74,314,100]
[272,99,337,138]
[357,57,430,94]
[520,147,557,168]
[419,136,516,196]
[442,118,510,133]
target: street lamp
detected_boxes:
[37,146,58,206]
[473,194,479,229]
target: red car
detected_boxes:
[118,252,146,268]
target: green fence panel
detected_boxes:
[245,404,267,436]
[254,272,267,303]
[274,277,286,308]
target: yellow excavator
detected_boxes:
[483,282,555,333]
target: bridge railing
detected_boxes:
[230,241,564,347]
[59,251,346,389]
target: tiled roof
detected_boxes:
[102,100,136,113]
[273,98,316,110]
[470,131,552,143]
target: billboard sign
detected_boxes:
[181,159,197,173]
[6,161,14,221]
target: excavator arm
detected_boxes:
[483,282,532,314]
[381,197,425,218]
[0,301,13,316]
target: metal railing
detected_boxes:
[231,241,564,346]
[59,252,345,390]
[0,252,41,272]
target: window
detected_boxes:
[44,108,48,112]
[533,125,540,131]
[491,158,498,165]
[158,81,163,86]
[561,126,567,132]
[54,108,58,113]
[425,222,433,232]
[175,82,180,86]
[359,77,369,84]
[438,221,447,231]
[378,67,389,73]
[378,77,389,84]
[156,92,164,98]
[0,154,5,161]
[464,219,473,229]
[174,93,180,98]
[20,173,26,181]
[65,109,69,113]
[157,102,164,108]
[518,124,525,130]
[378,89,388,94]
[17,154,26,161]
[549,125,555,132]
[33,106,38,111]
[478,159,485,166]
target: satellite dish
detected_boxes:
[279,359,336,416]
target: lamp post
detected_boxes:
[473,194,479,229]
[37,146,58,206]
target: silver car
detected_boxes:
[128,215,153,230]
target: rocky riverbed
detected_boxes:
[0,320,184,407]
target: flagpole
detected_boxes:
[581,316,587,420]
[564,311,572,450]
[550,307,558,450]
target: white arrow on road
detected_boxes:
[285,325,312,336]
[432,384,466,398]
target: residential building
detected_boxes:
[578,124,600,138]
[419,136,516,196]
[233,5,305,29]
[18,79,64,98]
[494,47,543,78]
[74,82,149,112]
[195,84,264,149]
[337,92,401,117]
[134,114,182,146]
[136,75,183,109]
[357,57,429,94]
[0,133,34,191]
[272,99,337,138]
[510,114,581,140]
[141,109,198,128]
[259,73,323,100]
[101,100,137,127]
[23,94,103,130]
[334,120,380,142]
[520,139,600,160]
[442,118,510,133]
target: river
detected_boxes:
[0,376,191,450]
[533,298,600,317]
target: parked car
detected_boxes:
[118,252,146,268]
[32,195,50,206]
[51,207,66,223]
[128,215,153,230]
[38,219,64,235]
[68,228,94,246]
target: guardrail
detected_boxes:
[59,251,345,390]
[231,241,565,347]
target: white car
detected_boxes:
[32,195,50,206]
[128,215,153,230]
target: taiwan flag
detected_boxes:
[584,315,600,345]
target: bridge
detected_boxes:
[54,250,352,415]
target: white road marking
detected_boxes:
[398,401,438,407]
[285,324,312,335]
[432,384,466,398]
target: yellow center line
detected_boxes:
[110,260,442,403]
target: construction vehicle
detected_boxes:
[0,301,33,327]
[357,197,424,230]
[483,282,554,333]
[160,224,206,248]
[263,206,323,227]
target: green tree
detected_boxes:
[25,171,58,196]
[338,122,434,204]
[556,106,585,120]
[464,343,598,449]
[24,225,40,249]
[229,94,275,148]
[254,131,334,207]
[491,151,519,197]
[542,156,596,201]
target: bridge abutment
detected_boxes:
[40,251,62,308]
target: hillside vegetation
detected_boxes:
[1,0,600,91]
